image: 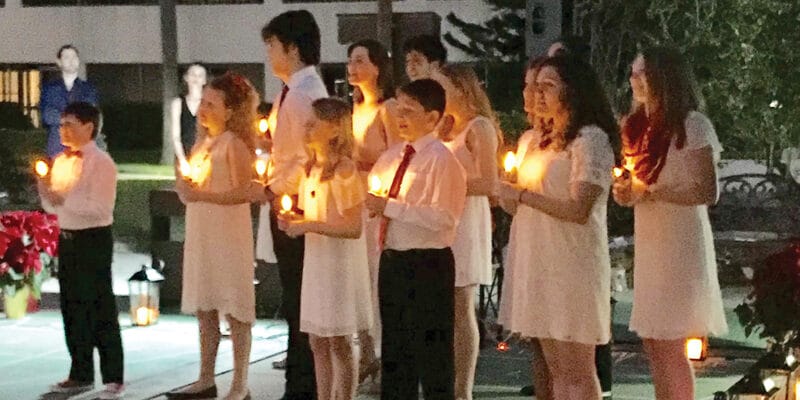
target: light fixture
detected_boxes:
[686,337,708,361]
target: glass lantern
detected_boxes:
[128,261,165,327]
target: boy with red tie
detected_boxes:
[365,79,466,399]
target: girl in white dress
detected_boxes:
[613,47,727,400]
[497,56,619,400]
[173,72,260,400]
[431,64,500,400]
[279,98,372,400]
[346,39,401,383]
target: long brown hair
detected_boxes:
[208,72,259,151]
[347,40,394,104]
[304,98,354,182]
[535,56,620,161]
[622,46,700,184]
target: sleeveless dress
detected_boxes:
[443,117,493,287]
[299,166,373,337]
[629,111,728,339]
[181,131,256,323]
[180,97,198,154]
[499,126,614,344]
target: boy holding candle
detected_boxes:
[365,79,466,399]
[258,10,328,399]
[37,102,125,400]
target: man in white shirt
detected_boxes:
[259,10,328,400]
[365,79,467,399]
[38,102,124,400]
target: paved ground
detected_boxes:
[0,246,768,400]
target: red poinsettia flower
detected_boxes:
[1,211,59,296]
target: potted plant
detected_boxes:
[0,211,59,318]
[734,239,800,353]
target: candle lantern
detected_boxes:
[128,260,165,327]
[686,337,708,361]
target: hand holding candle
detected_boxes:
[503,151,518,183]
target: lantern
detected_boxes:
[686,337,708,361]
[128,260,165,326]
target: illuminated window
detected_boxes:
[0,66,41,127]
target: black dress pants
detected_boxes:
[270,210,316,398]
[379,248,455,400]
[57,226,123,384]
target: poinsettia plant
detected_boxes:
[0,211,59,298]
[735,239,800,353]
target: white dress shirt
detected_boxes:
[370,133,467,251]
[267,66,328,196]
[42,141,117,230]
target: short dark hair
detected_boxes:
[347,39,394,103]
[57,44,79,59]
[403,35,447,64]
[261,10,321,66]
[63,102,100,138]
[398,79,446,118]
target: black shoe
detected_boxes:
[279,393,315,400]
[165,385,217,399]
[520,384,535,396]
[272,357,287,370]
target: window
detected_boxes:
[0,66,43,127]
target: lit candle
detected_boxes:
[496,341,510,352]
[612,167,625,178]
[280,194,294,215]
[255,159,268,181]
[34,160,49,178]
[135,307,150,325]
[258,117,269,136]
[368,175,383,195]
[179,159,192,180]
[503,151,518,183]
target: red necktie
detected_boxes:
[378,144,416,250]
[279,85,289,107]
[64,149,83,158]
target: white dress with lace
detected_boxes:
[443,116,493,287]
[500,126,613,344]
[182,131,256,323]
[299,166,373,337]
[629,111,728,339]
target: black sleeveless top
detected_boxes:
[180,97,198,154]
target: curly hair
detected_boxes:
[305,98,354,182]
[208,72,259,151]
[535,56,620,162]
[622,46,701,184]
[436,64,504,152]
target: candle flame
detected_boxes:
[34,160,49,177]
[258,117,269,136]
[369,175,382,194]
[255,159,268,177]
[623,157,635,172]
[496,341,510,352]
[280,195,293,213]
[613,167,624,178]
[685,337,706,361]
[503,151,517,173]
[134,307,158,326]
[179,159,191,178]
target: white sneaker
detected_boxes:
[49,379,93,394]
[98,383,126,399]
